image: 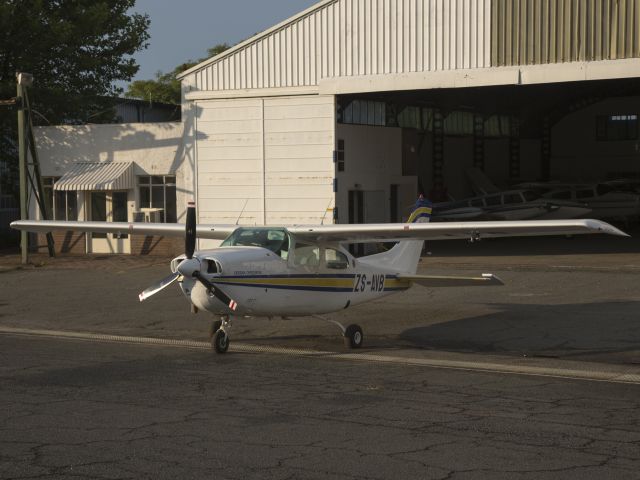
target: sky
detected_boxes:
[126,0,319,84]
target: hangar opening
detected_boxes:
[334,77,640,226]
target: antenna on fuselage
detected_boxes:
[235,199,249,225]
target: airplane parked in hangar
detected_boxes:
[11,197,627,354]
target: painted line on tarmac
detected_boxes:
[2,326,640,385]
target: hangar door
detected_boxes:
[195,95,336,232]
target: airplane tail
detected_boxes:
[359,196,431,274]
[466,167,501,195]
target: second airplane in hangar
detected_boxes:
[11,197,627,353]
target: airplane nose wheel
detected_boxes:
[208,319,222,339]
[211,315,231,354]
[212,329,229,353]
[344,324,363,349]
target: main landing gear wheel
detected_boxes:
[212,329,229,354]
[344,324,363,349]
[208,320,222,339]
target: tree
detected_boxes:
[126,43,231,105]
[0,0,150,198]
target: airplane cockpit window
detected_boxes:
[221,228,290,258]
[325,248,349,269]
[551,190,571,200]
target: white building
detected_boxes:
[33,0,640,255]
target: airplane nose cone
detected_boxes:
[176,257,201,277]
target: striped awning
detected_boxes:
[54,162,135,191]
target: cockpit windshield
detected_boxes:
[221,228,290,258]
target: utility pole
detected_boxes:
[16,72,55,263]
[17,73,29,264]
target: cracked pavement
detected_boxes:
[1,335,639,479]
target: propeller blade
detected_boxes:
[193,271,238,311]
[139,272,180,302]
[185,201,196,259]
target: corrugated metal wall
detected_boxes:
[196,96,335,225]
[492,0,640,66]
[192,0,492,91]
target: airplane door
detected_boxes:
[88,191,130,254]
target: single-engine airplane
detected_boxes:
[11,197,627,353]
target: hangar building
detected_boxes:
[33,0,640,254]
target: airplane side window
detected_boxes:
[293,243,320,267]
[485,195,501,206]
[325,248,349,269]
[551,191,571,200]
[576,189,594,199]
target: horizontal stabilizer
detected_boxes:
[397,273,504,287]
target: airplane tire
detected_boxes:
[208,320,222,339]
[212,329,229,354]
[344,324,363,349]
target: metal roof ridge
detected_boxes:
[176,0,338,80]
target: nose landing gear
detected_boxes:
[210,316,232,354]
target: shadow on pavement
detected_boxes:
[399,300,640,360]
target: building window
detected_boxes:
[43,177,77,221]
[444,111,475,136]
[42,177,56,218]
[55,191,78,221]
[336,139,345,172]
[138,175,176,222]
[596,114,638,141]
[342,100,386,126]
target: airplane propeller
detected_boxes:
[138,201,238,311]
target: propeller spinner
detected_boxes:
[138,202,238,311]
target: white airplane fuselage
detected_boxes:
[174,246,411,317]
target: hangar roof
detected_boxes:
[179,0,640,97]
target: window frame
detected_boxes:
[596,114,638,141]
[43,176,78,221]
[137,175,177,223]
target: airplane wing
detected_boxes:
[397,273,504,287]
[287,219,628,244]
[11,218,628,244]
[10,220,237,241]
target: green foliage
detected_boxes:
[126,43,231,105]
[0,0,150,198]
[126,73,180,104]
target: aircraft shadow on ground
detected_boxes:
[399,300,640,357]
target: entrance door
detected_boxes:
[88,191,130,254]
[348,190,386,256]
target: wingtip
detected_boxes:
[585,219,630,238]
[602,224,630,237]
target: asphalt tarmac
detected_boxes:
[2,334,639,480]
[1,234,640,478]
